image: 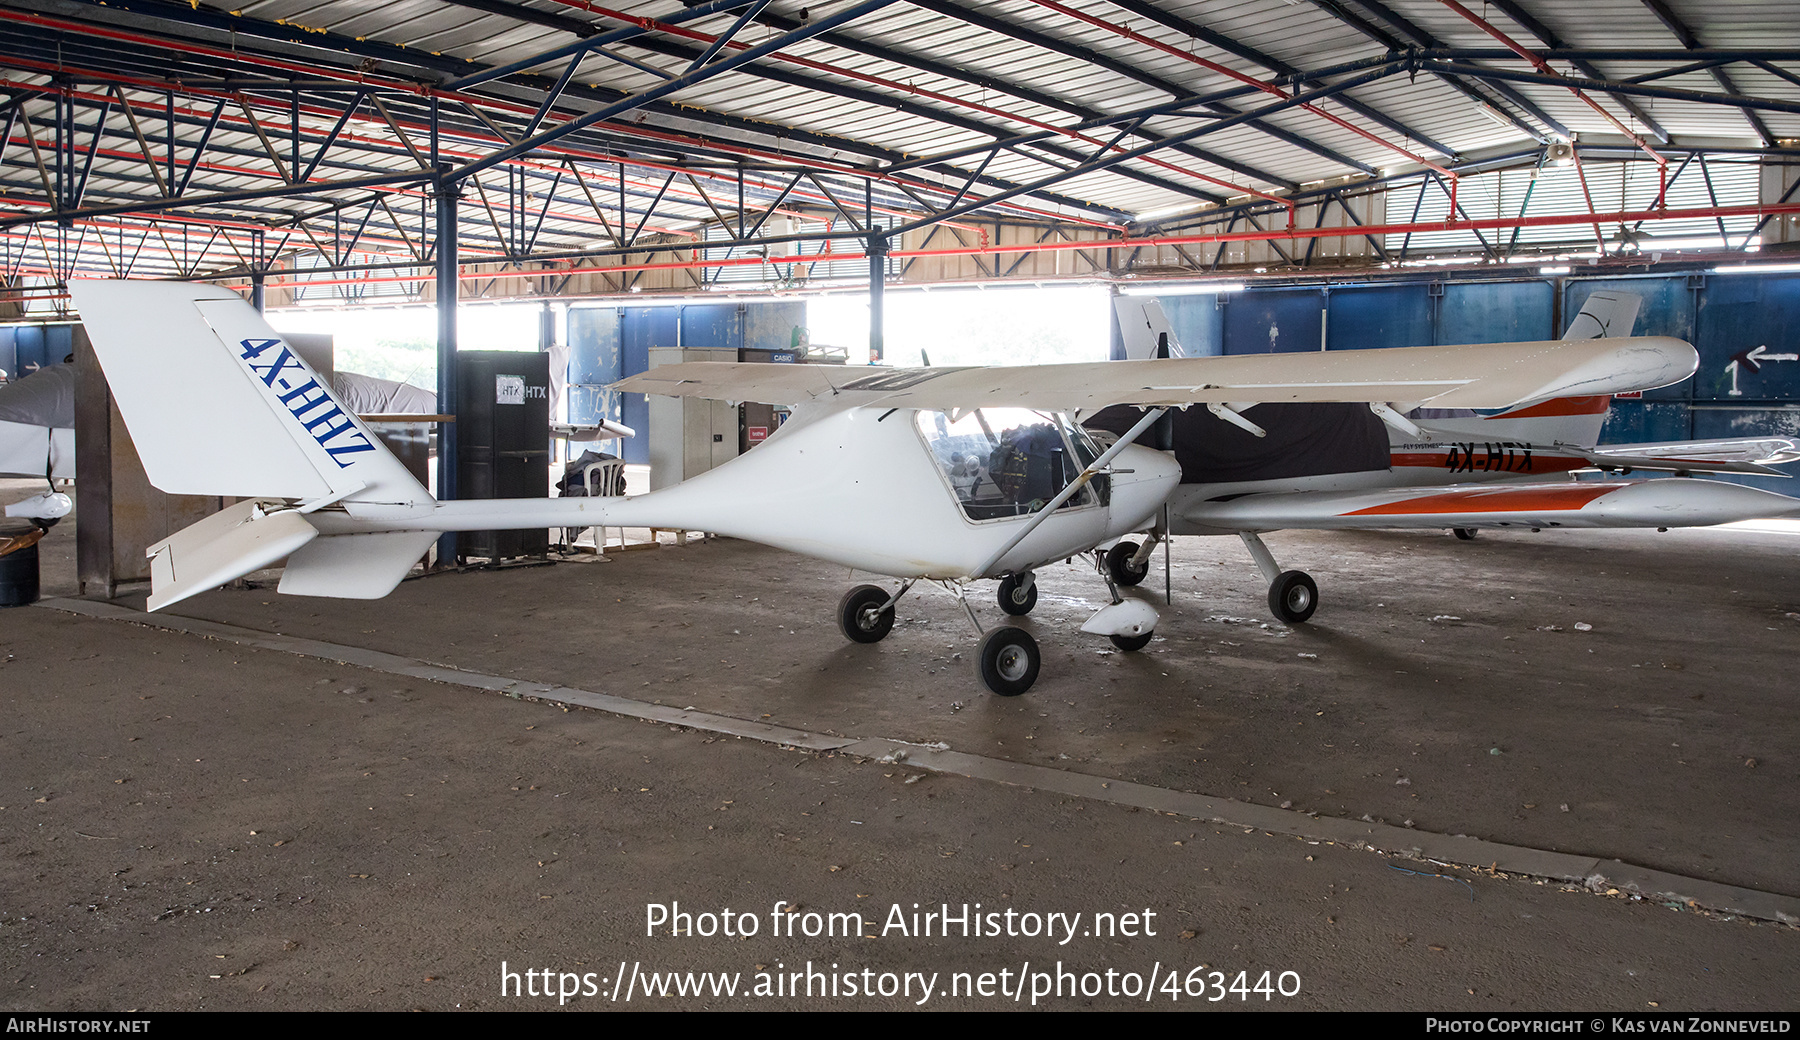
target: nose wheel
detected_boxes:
[997,571,1037,615]
[1108,630,1153,652]
[1104,540,1150,587]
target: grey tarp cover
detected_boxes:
[330,371,438,415]
[0,363,75,429]
[1084,402,1389,485]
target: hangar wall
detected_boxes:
[0,324,77,381]
[564,300,806,465]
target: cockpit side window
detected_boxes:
[916,409,1099,521]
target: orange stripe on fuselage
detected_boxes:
[1487,395,1612,419]
[1389,452,1588,473]
[1342,484,1623,516]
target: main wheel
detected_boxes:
[977,627,1040,696]
[837,584,895,644]
[1105,541,1149,587]
[1267,570,1318,624]
[1453,527,1478,541]
[997,573,1037,616]
[1109,630,1153,652]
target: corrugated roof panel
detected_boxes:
[10,0,1800,285]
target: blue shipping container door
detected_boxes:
[1695,273,1800,403]
[1439,280,1554,345]
[1154,294,1224,357]
[618,306,678,466]
[743,300,807,353]
[565,307,622,431]
[1597,399,1693,445]
[5,325,70,377]
[1325,284,1432,351]
[1221,289,1326,354]
[680,304,744,351]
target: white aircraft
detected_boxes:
[1098,293,1800,623]
[70,279,1702,695]
[0,361,77,522]
[0,361,76,481]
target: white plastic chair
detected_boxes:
[579,458,626,551]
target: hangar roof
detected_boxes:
[1,0,1797,290]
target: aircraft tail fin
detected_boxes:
[1114,297,1185,360]
[66,280,432,521]
[1563,290,1643,340]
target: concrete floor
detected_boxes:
[2,478,1797,1011]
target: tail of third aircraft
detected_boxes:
[1411,290,1649,446]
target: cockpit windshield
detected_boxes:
[916,408,1108,522]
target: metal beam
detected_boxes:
[1481,0,1669,143]
[434,173,459,564]
[1637,0,1775,146]
[449,0,906,183]
[887,67,1399,237]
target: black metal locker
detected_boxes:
[456,351,550,560]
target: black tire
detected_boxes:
[837,585,895,644]
[1268,570,1318,624]
[977,627,1040,696]
[997,573,1038,616]
[1109,630,1153,652]
[1105,541,1149,587]
[1453,527,1478,541]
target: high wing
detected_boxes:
[1178,478,1800,533]
[612,336,1697,413]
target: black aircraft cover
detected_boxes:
[1084,401,1389,485]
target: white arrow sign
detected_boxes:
[1726,345,1799,396]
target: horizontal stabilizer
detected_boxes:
[1582,437,1800,476]
[145,499,319,612]
[1180,478,1800,533]
[277,530,439,599]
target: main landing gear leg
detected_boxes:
[1239,532,1317,624]
[1080,550,1157,652]
[954,581,1041,697]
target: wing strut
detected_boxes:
[975,407,1169,578]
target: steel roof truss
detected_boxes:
[110,84,169,196]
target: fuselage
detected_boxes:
[314,405,1182,580]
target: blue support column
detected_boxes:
[250,229,266,313]
[867,231,886,363]
[435,172,460,565]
